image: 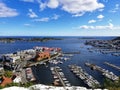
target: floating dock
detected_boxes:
[68,65,100,88]
[50,66,71,89]
[85,63,119,81]
[104,62,120,71]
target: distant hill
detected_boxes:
[113,37,120,40]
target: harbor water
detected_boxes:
[0,36,120,87]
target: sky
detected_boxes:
[0,0,120,36]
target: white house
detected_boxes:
[4,55,20,63]
[13,76,21,83]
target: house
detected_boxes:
[0,76,12,87]
[13,76,21,83]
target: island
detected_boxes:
[0,37,63,43]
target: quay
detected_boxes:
[63,51,80,54]
[68,65,100,88]
[85,63,119,81]
[104,62,120,71]
[50,66,71,89]
[27,53,61,67]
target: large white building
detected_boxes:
[2,55,20,63]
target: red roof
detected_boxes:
[0,76,12,87]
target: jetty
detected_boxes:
[104,62,120,71]
[68,65,100,88]
[85,63,119,81]
[50,66,71,89]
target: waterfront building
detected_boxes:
[35,52,50,61]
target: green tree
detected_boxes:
[4,71,13,78]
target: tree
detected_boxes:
[4,71,13,78]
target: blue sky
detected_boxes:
[0,0,120,36]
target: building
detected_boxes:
[13,76,21,83]
[2,55,20,63]
[0,64,4,75]
[35,52,50,61]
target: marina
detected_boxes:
[0,36,120,89]
[50,66,71,89]
[68,65,100,88]
[85,63,119,81]
[0,0,120,89]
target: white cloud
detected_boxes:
[98,8,104,12]
[47,0,59,8]
[78,23,120,30]
[0,2,18,17]
[33,17,50,22]
[39,0,104,17]
[51,14,59,20]
[97,14,104,19]
[39,2,47,11]
[24,23,31,26]
[60,0,104,16]
[33,14,60,22]
[109,4,120,13]
[79,25,94,29]
[72,12,85,17]
[20,0,105,17]
[20,0,34,2]
[88,20,96,23]
[28,9,38,18]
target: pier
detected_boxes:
[68,65,100,88]
[104,62,120,71]
[50,66,71,89]
[85,63,119,81]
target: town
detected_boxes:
[0,46,120,89]
[0,46,62,87]
[85,37,120,56]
